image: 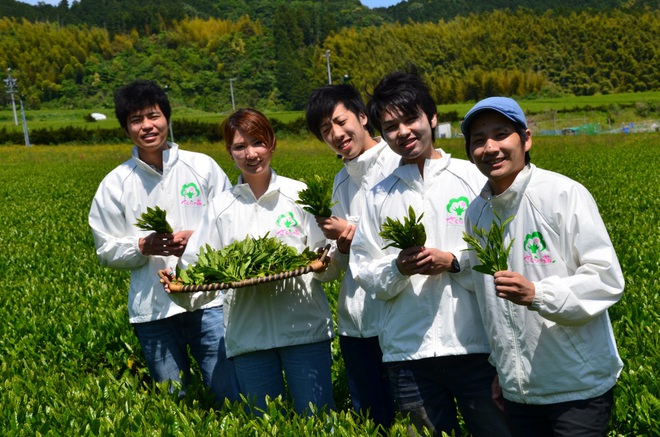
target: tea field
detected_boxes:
[0,133,658,435]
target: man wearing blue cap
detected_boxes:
[460,96,625,436]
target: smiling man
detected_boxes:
[349,71,510,437]
[461,97,624,436]
[89,79,239,405]
[305,84,400,429]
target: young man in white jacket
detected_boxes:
[89,80,239,404]
[305,85,400,429]
[460,96,624,436]
[350,71,510,436]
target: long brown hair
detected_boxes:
[222,108,276,153]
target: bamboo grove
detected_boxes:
[1,7,658,111]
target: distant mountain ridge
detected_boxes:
[2,0,657,34]
[1,0,658,111]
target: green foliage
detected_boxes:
[2,7,660,111]
[0,135,658,435]
[379,206,427,250]
[177,234,319,285]
[296,175,337,218]
[135,205,173,234]
[463,212,515,275]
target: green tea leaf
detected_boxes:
[295,175,337,217]
[462,211,515,275]
[135,206,173,234]
[379,206,427,250]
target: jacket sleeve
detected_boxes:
[179,198,226,269]
[529,184,624,326]
[88,184,148,271]
[177,159,232,263]
[208,160,232,198]
[349,195,410,301]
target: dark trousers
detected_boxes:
[339,335,396,429]
[503,387,614,437]
[385,354,510,437]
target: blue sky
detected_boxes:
[19,0,404,8]
[361,0,402,7]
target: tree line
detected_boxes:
[0,6,658,111]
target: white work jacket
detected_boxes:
[465,164,624,404]
[328,139,401,337]
[89,143,231,323]
[350,151,490,362]
[181,170,333,358]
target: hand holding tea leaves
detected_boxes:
[296,175,337,217]
[462,211,514,275]
[135,206,173,234]
[379,206,426,250]
[135,206,190,256]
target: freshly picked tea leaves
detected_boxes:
[379,206,427,250]
[135,206,173,234]
[296,175,336,217]
[462,211,515,275]
[177,233,319,285]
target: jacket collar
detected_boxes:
[234,168,278,202]
[391,148,450,189]
[481,164,534,210]
[131,142,178,175]
[344,137,389,181]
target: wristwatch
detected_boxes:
[449,254,461,273]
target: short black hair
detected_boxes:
[305,84,374,141]
[114,80,171,131]
[367,70,437,139]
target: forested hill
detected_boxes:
[2,0,384,36]
[0,1,659,112]
[2,0,656,35]
[380,0,658,23]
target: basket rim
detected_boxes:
[159,244,331,294]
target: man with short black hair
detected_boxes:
[306,84,399,429]
[89,79,239,404]
[350,71,510,436]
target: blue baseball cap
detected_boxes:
[460,97,527,137]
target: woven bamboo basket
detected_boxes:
[159,244,331,293]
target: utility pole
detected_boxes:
[323,50,332,85]
[20,97,30,147]
[164,85,174,143]
[4,68,18,126]
[229,78,237,111]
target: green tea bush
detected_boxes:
[0,118,310,146]
[0,134,658,435]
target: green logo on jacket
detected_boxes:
[180,182,202,206]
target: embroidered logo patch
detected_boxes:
[180,182,203,206]
[523,231,555,265]
[276,212,301,236]
[446,196,469,225]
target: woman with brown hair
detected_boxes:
[179,108,335,416]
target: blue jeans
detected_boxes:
[133,306,240,404]
[340,335,396,428]
[385,354,510,437]
[232,340,335,416]
[503,387,614,437]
